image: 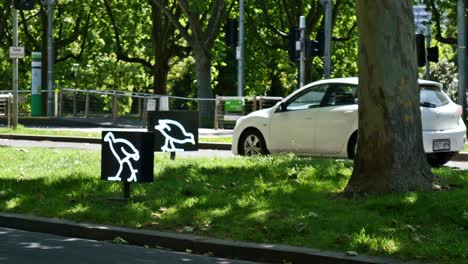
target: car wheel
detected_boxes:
[238,129,267,156]
[426,152,456,167]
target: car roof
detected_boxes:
[285,77,443,101]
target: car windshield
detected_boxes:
[420,85,449,107]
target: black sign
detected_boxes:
[148,111,199,152]
[101,131,154,183]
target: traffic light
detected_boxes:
[13,0,36,10]
[315,30,325,57]
[224,19,238,47]
[288,28,301,61]
[416,34,426,67]
[427,46,439,63]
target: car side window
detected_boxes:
[322,84,358,107]
[285,85,328,111]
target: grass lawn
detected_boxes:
[0,127,232,143]
[0,147,467,263]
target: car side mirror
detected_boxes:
[278,102,287,112]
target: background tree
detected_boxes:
[152,0,228,126]
[344,0,433,195]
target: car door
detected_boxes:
[314,84,358,154]
[269,84,328,154]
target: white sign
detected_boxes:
[147,99,156,111]
[413,5,432,33]
[9,46,24,59]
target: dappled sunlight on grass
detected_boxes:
[0,148,467,263]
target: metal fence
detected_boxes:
[0,94,12,127]
[0,89,283,128]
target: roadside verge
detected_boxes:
[0,212,417,264]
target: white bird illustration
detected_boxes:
[154,119,195,152]
[103,132,140,182]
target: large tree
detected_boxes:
[344,0,434,194]
[152,0,228,126]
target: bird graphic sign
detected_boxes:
[101,131,154,183]
[148,111,199,152]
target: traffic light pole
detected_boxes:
[458,0,467,120]
[237,0,244,97]
[323,0,332,79]
[425,24,431,80]
[46,0,54,117]
[12,1,18,129]
[299,16,305,88]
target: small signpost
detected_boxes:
[101,131,154,200]
[148,111,199,154]
[100,111,199,200]
[9,46,24,59]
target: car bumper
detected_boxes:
[423,123,466,153]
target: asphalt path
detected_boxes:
[0,139,235,158]
[0,227,258,264]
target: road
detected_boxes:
[1,138,467,169]
[0,227,258,264]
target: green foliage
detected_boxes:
[0,0,460,106]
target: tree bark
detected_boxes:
[193,46,213,127]
[344,0,433,195]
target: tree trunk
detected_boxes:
[152,60,169,95]
[193,47,213,128]
[344,0,433,195]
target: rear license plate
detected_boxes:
[433,139,450,151]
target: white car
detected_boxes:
[232,77,466,167]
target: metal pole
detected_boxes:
[237,0,245,96]
[299,16,306,88]
[12,2,18,129]
[458,0,467,119]
[47,0,54,117]
[425,24,431,80]
[324,0,332,79]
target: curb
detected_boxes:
[0,134,232,151]
[0,213,417,264]
[451,152,468,162]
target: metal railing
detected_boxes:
[214,95,283,129]
[0,89,283,128]
[0,94,12,127]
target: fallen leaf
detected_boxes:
[111,237,128,244]
[403,224,417,233]
[346,251,359,256]
[306,211,318,218]
[296,223,306,233]
[183,226,195,232]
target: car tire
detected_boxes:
[238,129,268,156]
[426,152,456,167]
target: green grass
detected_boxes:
[0,126,232,143]
[0,148,467,263]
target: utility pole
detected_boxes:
[237,0,245,97]
[322,0,332,79]
[458,0,467,119]
[12,1,19,129]
[299,16,306,88]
